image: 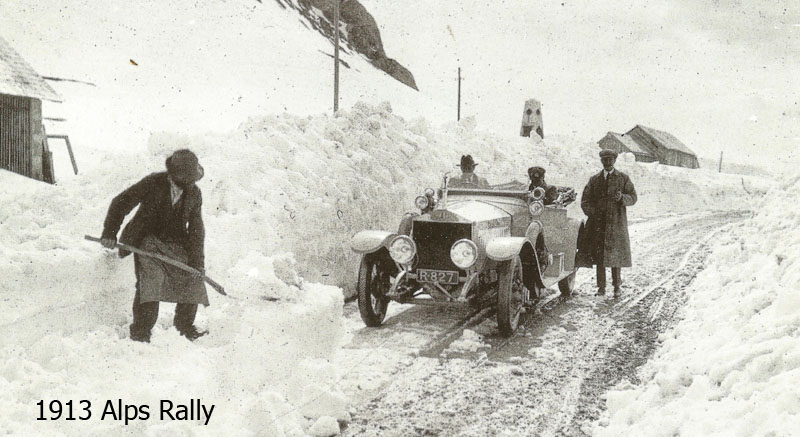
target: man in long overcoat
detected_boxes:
[100,149,209,342]
[580,149,637,296]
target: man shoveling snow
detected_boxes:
[98,149,209,342]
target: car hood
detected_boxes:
[422,195,528,224]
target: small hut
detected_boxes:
[0,36,62,183]
[520,99,544,139]
[598,132,657,163]
[624,125,699,169]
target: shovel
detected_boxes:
[85,235,227,296]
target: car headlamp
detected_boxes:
[530,186,546,201]
[529,201,544,216]
[389,235,416,264]
[414,195,429,210]
[450,239,478,269]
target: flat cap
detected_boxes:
[599,149,618,158]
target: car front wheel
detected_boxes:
[357,254,391,327]
[497,255,527,337]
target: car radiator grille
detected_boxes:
[412,221,472,271]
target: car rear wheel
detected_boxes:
[357,254,391,327]
[558,271,576,297]
[497,255,526,337]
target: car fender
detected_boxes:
[486,237,529,261]
[351,230,397,254]
[525,221,543,244]
[486,221,544,261]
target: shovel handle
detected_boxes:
[85,235,227,296]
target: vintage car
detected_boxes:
[350,174,584,336]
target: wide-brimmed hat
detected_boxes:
[599,149,618,159]
[459,155,478,168]
[528,166,545,179]
[166,149,204,184]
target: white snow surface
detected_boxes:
[595,174,800,437]
[0,1,781,434]
[0,101,775,435]
[444,329,489,354]
[109,103,775,296]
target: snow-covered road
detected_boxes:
[336,210,748,436]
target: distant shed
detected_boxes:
[0,36,62,183]
[625,125,699,169]
[598,132,657,163]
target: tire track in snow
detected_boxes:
[342,210,748,436]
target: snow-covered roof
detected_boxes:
[631,125,696,156]
[606,131,652,155]
[0,36,61,102]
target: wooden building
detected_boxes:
[0,36,62,183]
[520,99,544,139]
[625,125,699,169]
[598,131,658,163]
[598,124,699,169]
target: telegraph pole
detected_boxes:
[333,0,340,114]
[457,67,461,121]
[718,150,723,173]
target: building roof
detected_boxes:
[630,124,696,156]
[605,131,653,155]
[0,36,62,102]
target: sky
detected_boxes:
[362,0,800,172]
[1,0,797,174]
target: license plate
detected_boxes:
[417,269,459,284]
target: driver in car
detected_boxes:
[528,166,558,205]
[449,155,489,188]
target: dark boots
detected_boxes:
[178,326,209,341]
[130,290,207,342]
[596,266,622,296]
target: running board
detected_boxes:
[542,269,574,289]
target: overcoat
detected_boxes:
[578,169,637,268]
[101,172,208,305]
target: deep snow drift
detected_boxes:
[594,174,800,436]
[0,101,774,435]
[0,1,784,435]
[143,103,772,294]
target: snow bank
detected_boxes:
[135,103,773,297]
[0,154,348,434]
[595,174,800,436]
[0,99,775,435]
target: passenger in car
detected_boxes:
[527,166,558,205]
[449,155,489,188]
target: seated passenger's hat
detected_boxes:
[599,149,618,158]
[166,149,204,184]
[459,155,478,168]
[528,166,545,179]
